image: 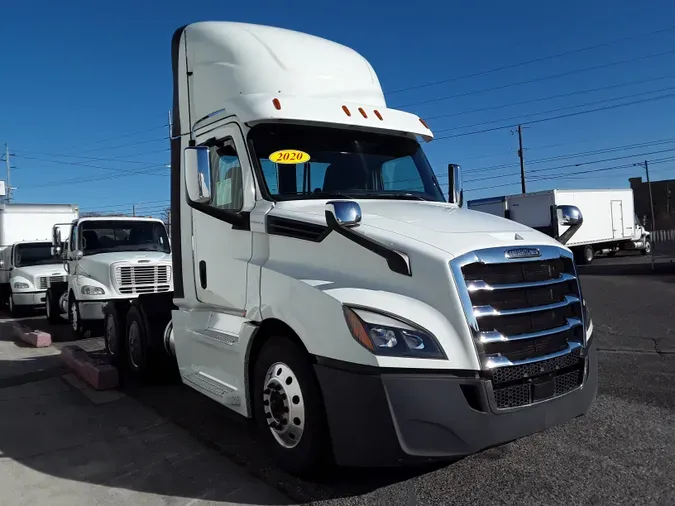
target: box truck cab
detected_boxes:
[104,22,597,476]
[0,203,79,316]
[46,216,173,338]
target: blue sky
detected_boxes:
[1,0,674,217]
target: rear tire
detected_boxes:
[252,336,331,477]
[124,303,176,382]
[580,245,594,265]
[641,239,652,255]
[103,302,127,366]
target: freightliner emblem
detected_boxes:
[505,247,541,259]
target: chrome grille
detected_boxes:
[450,245,587,410]
[37,275,67,290]
[113,264,171,295]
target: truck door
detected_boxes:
[610,200,624,239]
[191,124,253,312]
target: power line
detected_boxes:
[466,156,675,192]
[464,146,675,184]
[386,25,675,95]
[14,148,169,165]
[434,85,675,134]
[463,136,675,175]
[427,73,675,122]
[433,91,675,141]
[13,155,168,177]
[25,164,169,189]
[56,125,167,152]
[397,47,675,109]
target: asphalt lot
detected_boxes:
[2,252,674,506]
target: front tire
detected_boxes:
[8,290,22,317]
[252,336,331,477]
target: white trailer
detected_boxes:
[468,188,651,264]
[0,203,79,315]
[102,21,597,476]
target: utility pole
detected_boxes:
[4,144,11,203]
[517,125,526,194]
[132,204,136,217]
[634,160,656,271]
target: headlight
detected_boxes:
[13,282,29,289]
[342,307,446,359]
[81,285,105,295]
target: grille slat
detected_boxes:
[37,275,67,290]
[114,264,172,295]
[451,246,587,410]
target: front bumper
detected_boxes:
[78,300,107,320]
[314,342,598,467]
[12,291,47,306]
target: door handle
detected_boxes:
[199,260,207,289]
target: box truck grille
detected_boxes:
[114,265,171,295]
[37,275,67,290]
[450,245,587,410]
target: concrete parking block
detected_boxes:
[60,345,119,391]
[19,330,52,348]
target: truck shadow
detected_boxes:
[0,353,449,505]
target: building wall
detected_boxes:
[629,177,675,230]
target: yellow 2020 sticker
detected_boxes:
[269,149,311,164]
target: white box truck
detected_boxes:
[468,188,651,264]
[100,21,597,476]
[0,203,79,315]
[46,217,173,339]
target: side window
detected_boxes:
[209,140,243,211]
[69,224,78,252]
[381,156,424,192]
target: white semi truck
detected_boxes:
[46,216,173,341]
[468,188,651,264]
[103,21,597,476]
[0,203,79,315]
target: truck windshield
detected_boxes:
[14,242,59,267]
[80,220,171,256]
[248,123,446,202]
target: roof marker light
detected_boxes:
[358,107,368,118]
[272,98,281,110]
[419,118,430,129]
[374,110,383,120]
[342,105,351,116]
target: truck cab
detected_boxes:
[46,216,173,340]
[106,21,597,477]
[2,240,68,315]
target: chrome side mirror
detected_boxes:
[325,200,362,228]
[448,163,463,206]
[52,227,62,248]
[557,205,583,226]
[0,259,4,268]
[74,250,83,261]
[184,146,211,203]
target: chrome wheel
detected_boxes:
[128,321,142,369]
[105,314,117,357]
[70,300,78,332]
[263,362,305,449]
[645,241,652,254]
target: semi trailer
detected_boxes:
[102,21,597,476]
[468,188,651,264]
[0,203,79,315]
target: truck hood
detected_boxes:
[79,251,172,285]
[272,199,563,257]
[12,264,67,283]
